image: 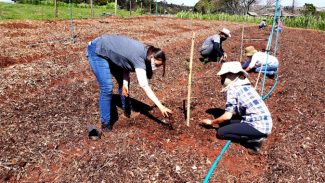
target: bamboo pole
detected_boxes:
[239,25,245,62]
[186,32,196,127]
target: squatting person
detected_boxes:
[199,28,231,63]
[259,19,267,30]
[201,61,272,154]
[87,34,173,132]
[242,46,279,77]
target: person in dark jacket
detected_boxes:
[87,35,173,132]
[199,28,231,63]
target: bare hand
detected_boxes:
[159,106,173,117]
[223,53,228,59]
[201,119,213,125]
[122,85,128,97]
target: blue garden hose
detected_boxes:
[203,140,231,183]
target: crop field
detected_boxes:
[0,16,324,182]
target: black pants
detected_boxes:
[217,121,267,142]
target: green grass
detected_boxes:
[0,2,141,20]
[176,11,325,31]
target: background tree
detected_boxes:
[218,0,258,15]
[301,3,316,16]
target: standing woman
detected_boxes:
[87,35,173,132]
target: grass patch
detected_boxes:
[176,11,325,31]
[0,2,141,20]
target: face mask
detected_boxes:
[222,77,233,88]
[221,74,238,92]
[151,58,157,71]
[151,63,157,71]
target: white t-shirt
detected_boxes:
[248,52,279,68]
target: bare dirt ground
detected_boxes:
[0,16,324,182]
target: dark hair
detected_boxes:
[146,46,167,79]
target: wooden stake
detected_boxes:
[239,25,245,62]
[186,32,196,127]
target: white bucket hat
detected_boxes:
[219,28,231,38]
[217,61,248,76]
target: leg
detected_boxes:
[217,122,266,142]
[255,64,278,76]
[200,45,213,59]
[87,42,113,127]
[217,122,267,154]
[111,66,131,118]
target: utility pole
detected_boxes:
[54,0,58,18]
[129,0,132,16]
[115,0,117,16]
[140,0,143,15]
[156,0,158,16]
[90,0,94,17]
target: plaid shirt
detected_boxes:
[225,84,272,134]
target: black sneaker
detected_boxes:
[199,57,209,64]
[124,110,131,118]
[245,138,265,155]
[101,123,112,132]
[267,74,276,79]
[88,125,101,140]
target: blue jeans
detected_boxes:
[255,62,278,76]
[87,39,128,125]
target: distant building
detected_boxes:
[248,12,258,17]
[316,7,325,12]
[0,0,15,3]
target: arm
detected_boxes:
[135,68,172,117]
[246,54,258,71]
[122,71,130,96]
[202,112,233,126]
[201,88,237,126]
[213,42,224,57]
[141,85,164,109]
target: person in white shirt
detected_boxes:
[242,46,279,76]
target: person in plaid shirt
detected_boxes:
[201,61,272,154]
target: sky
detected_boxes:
[164,0,325,7]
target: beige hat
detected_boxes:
[244,46,257,56]
[219,28,231,38]
[217,61,248,76]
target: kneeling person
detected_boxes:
[243,46,279,77]
[201,62,272,154]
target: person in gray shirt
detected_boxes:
[87,35,173,132]
[199,28,231,63]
